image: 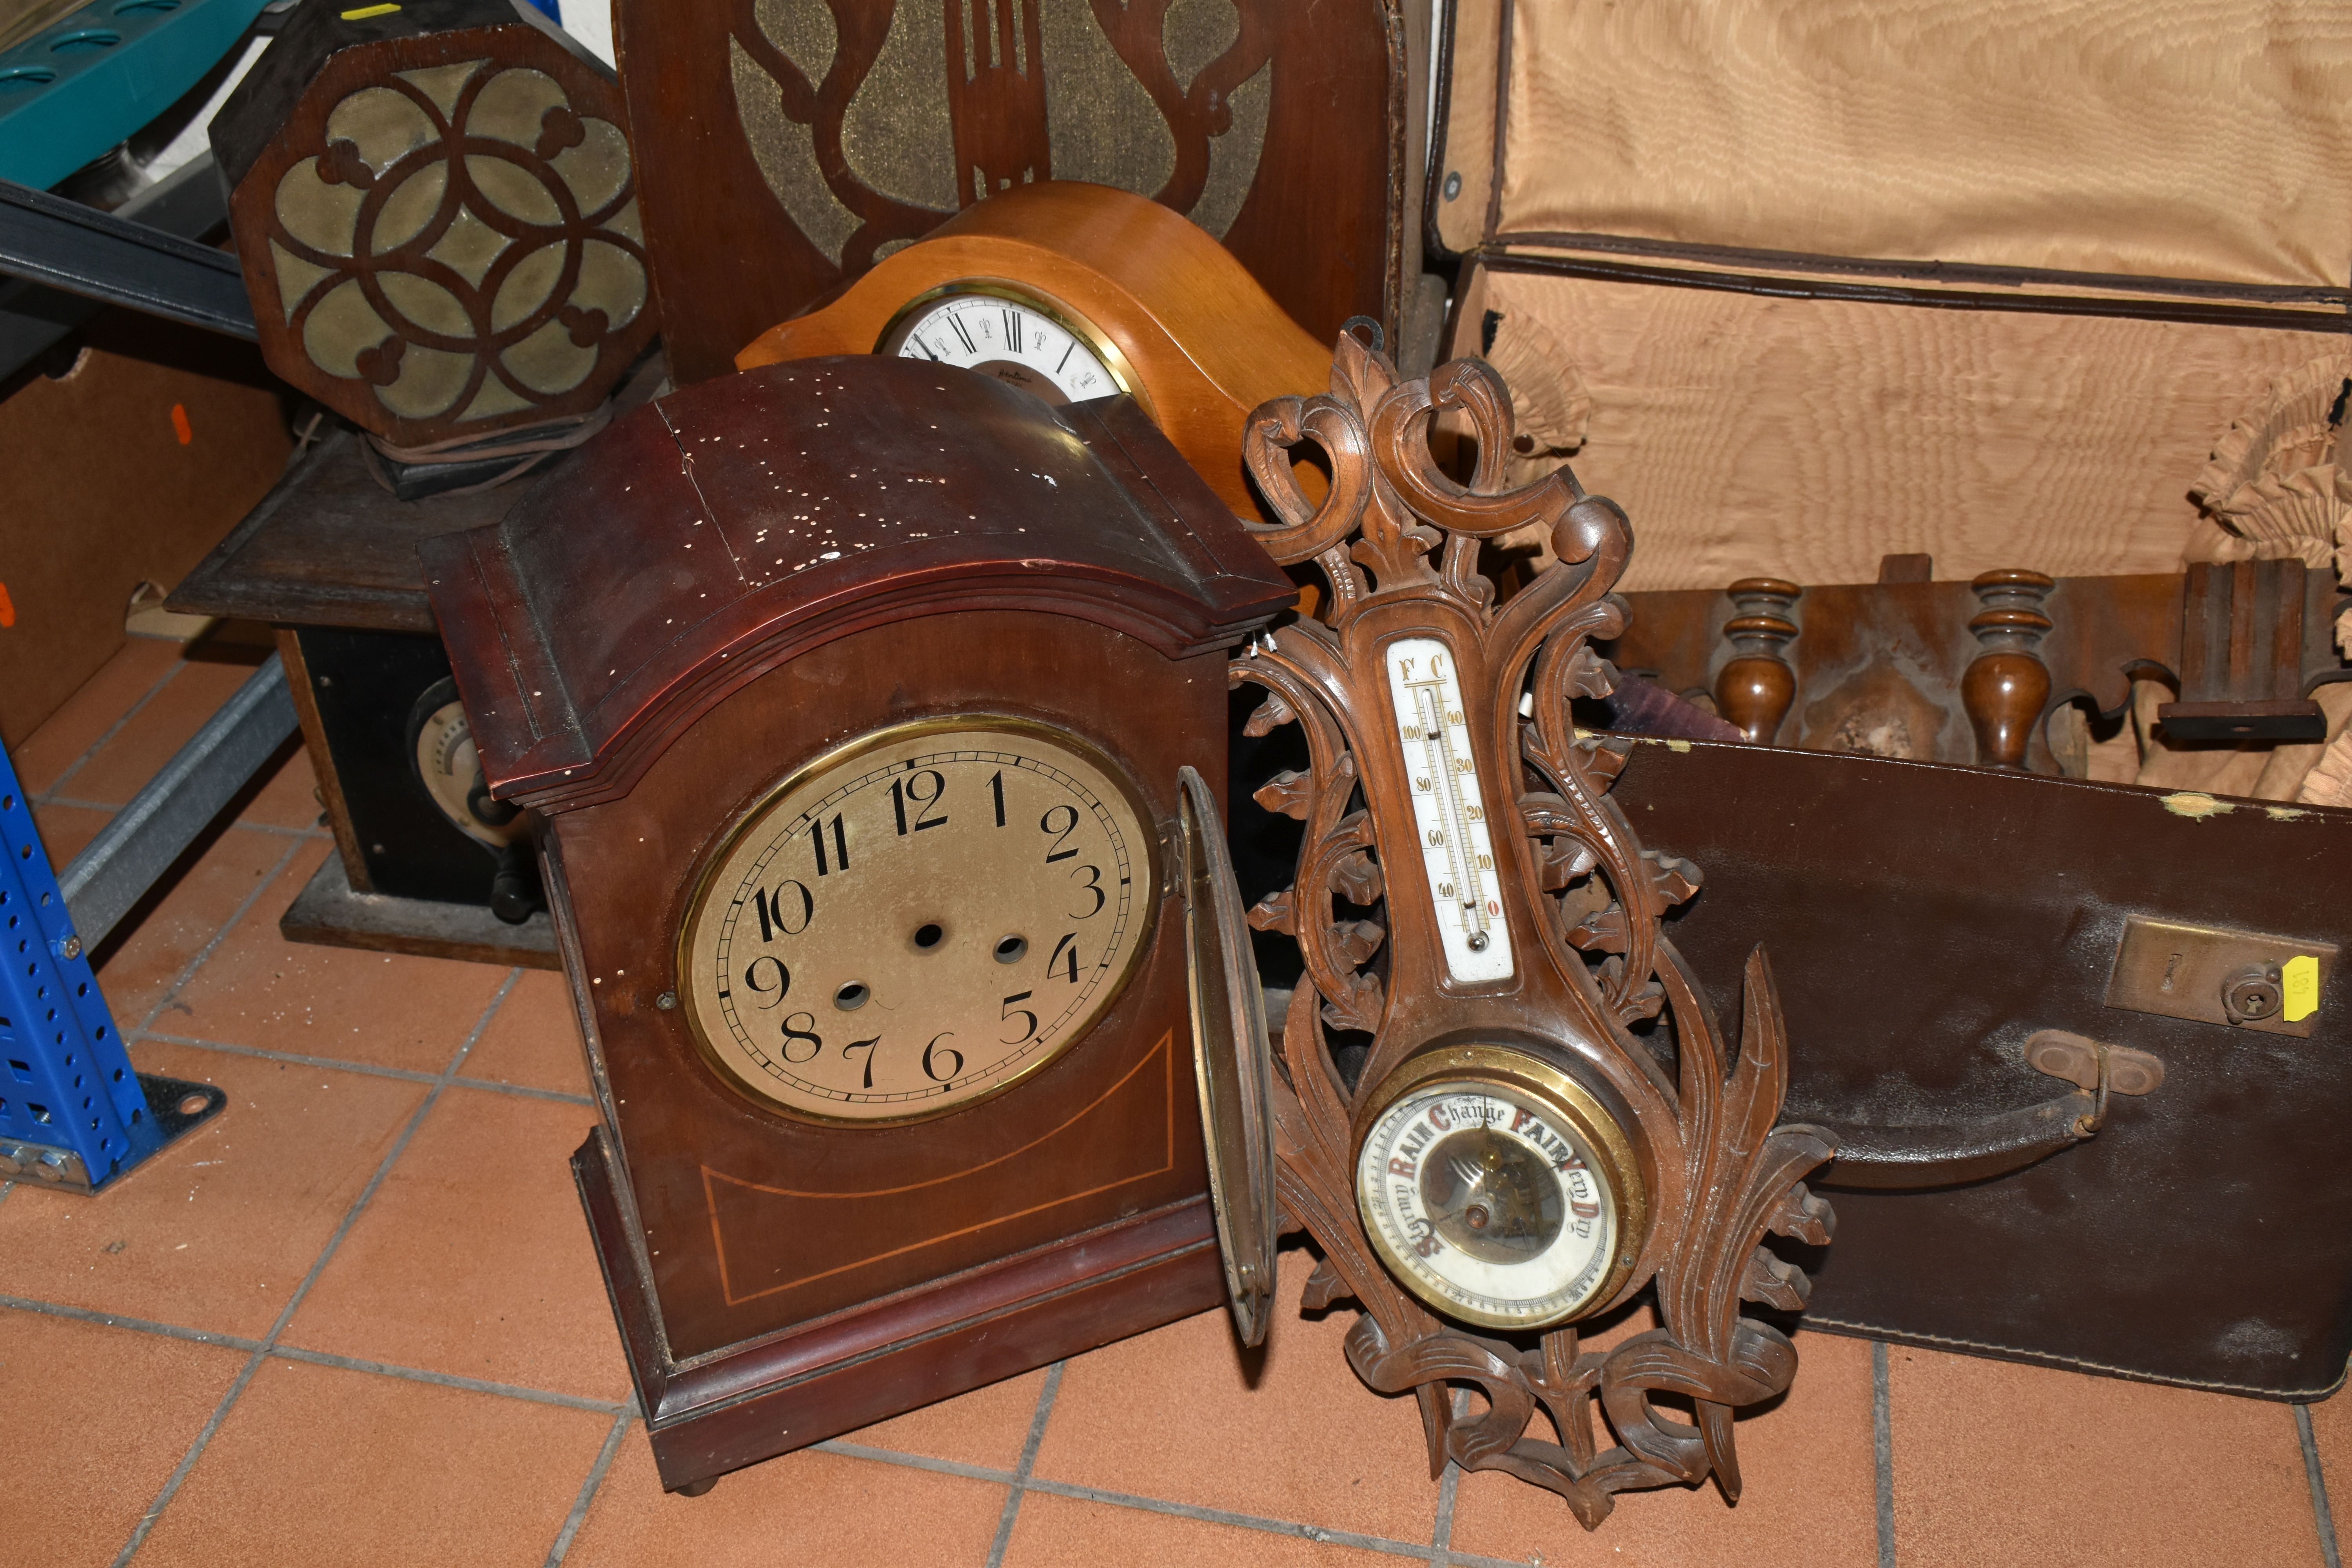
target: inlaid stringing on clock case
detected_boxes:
[424,358,1296,1490]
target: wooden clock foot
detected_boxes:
[1963,569,2056,769]
[1713,577,1802,744]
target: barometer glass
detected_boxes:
[1357,1076,1621,1329]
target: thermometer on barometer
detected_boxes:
[1382,639,1514,982]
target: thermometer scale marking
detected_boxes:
[1384,638,1513,983]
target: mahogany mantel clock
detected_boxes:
[423,358,1295,1490]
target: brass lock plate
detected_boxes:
[2103,916,2336,1038]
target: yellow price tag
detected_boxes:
[2283,954,2320,1023]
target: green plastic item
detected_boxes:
[0,0,266,191]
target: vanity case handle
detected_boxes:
[1815,1031,2163,1191]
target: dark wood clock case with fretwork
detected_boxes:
[421,358,1295,1491]
[611,0,1420,383]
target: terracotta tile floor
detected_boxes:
[4,637,2348,1567]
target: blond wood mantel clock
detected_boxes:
[423,356,1295,1493]
[733,180,1329,522]
[1182,331,1840,1527]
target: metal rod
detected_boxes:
[0,168,255,341]
[0,154,236,380]
[61,652,298,949]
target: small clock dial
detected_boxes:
[407,680,526,849]
[880,289,1127,406]
[1357,1076,1621,1330]
[1383,638,1513,983]
[679,719,1156,1123]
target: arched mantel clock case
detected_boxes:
[425,359,1299,1494]
[1182,329,1839,1528]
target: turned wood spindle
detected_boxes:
[1963,569,2055,769]
[1714,578,1802,744]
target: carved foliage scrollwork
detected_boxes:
[1232,332,1836,1529]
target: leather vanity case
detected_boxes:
[1611,736,2352,1399]
[1416,0,2352,1397]
[1430,0,2352,591]
[615,0,1442,382]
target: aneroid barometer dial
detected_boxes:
[1356,1051,1642,1331]
[877,286,1139,408]
[679,719,1156,1123]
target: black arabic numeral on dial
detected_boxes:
[999,991,1037,1044]
[780,1012,821,1063]
[843,1034,881,1089]
[753,880,812,940]
[743,955,790,1009]
[810,813,849,876]
[1040,803,1080,862]
[1069,864,1104,918]
[890,768,947,835]
[1047,933,1080,983]
[924,1031,965,1081]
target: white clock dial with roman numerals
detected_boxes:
[881,290,1127,406]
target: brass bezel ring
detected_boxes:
[873,278,1157,423]
[672,712,1162,1127]
[1354,1044,1649,1331]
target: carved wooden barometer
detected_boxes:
[1185,333,1839,1526]
[424,357,1295,1491]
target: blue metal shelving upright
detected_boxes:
[0,741,221,1193]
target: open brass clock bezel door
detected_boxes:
[1178,765,1279,1346]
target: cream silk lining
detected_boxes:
[1487,0,2352,290]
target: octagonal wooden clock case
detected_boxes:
[423,357,1295,1491]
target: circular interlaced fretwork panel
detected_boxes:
[236,40,655,443]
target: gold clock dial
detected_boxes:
[678,718,1157,1123]
[875,283,1143,410]
[1356,1049,1644,1331]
